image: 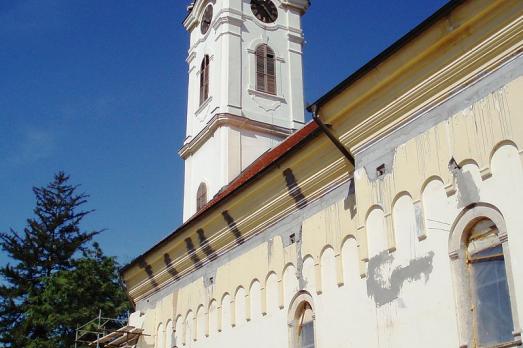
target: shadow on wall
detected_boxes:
[163,253,179,279]
[366,250,435,307]
[185,237,202,268]
[344,179,357,219]
[283,168,308,209]
[138,257,158,288]
[197,228,218,261]
[222,211,245,245]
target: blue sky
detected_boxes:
[0,0,448,266]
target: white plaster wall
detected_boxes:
[183,127,226,220]
[239,128,280,171]
[141,55,523,348]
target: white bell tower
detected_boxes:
[181,0,310,221]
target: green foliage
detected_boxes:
[0,172,130,347]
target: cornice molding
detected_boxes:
[127,155,350,301]
[331,6,523,155]
[179,114,295,159]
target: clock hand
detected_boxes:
[260,2,275,22]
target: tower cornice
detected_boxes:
[179,113,295,159]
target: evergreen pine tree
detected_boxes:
[0,172,130,347]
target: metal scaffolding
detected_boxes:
[75,310,146,348]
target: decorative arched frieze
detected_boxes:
[220,293,231,332]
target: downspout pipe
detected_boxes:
[311,105,355,167]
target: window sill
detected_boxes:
[461,338,522,348]
[247,88,285,102]
[481,339,522,348]
[195,96,213,116]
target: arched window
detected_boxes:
[296,302,315,348]
[288,292,316,348]
[200,55,210,105]
[255,44,276,95]
[466,219,513,347]
[449,205,520,348]
[196,183,207,212]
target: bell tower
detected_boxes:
[181,0,310,221]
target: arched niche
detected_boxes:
[250,280,262,320]
[320,247,336,293]
[366,207,388,257]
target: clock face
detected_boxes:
[251,0,278,24]
[200,5,213,34]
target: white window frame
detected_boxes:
[287,291,317,348]
[449,203,521,348]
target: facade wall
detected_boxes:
[133,69,523,347]
[124,2,523,348]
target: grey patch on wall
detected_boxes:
[361,150,396,182]
[282,224,301,248]
[366,250,435,307]
[344,178,357,219]
[354,54,523,177]
[295,225,308,290]
[453,170,480,208]
[203,271,217,288]
[414,201,426,239]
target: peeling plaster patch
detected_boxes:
[354,54,523,173]
[344,178,357,219]
[361,148,396,182]
[138,257,158,288]
[283,168,308,209]
[295,225,307,290]
[222,210,245,245]
[366,250,435,307]
[414,201,426,240]
[267,237,274,263]
[455,170,480,207]
[282,225,300,248]
[449,159,480,208]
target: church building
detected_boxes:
[119,0,523,347]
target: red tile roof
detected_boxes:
[121,120,320,273]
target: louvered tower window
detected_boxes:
[200,55,210,105]
[256,45,276,95]
[196,183,207,212]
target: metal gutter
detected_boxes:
[311,105,355,167]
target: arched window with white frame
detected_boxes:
[196,182,207,212]
[449,204,521,348]
[200,55,210,105]
[288,291,316,348]
[255,44,276,95]
[466,218,513,346]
